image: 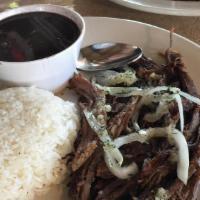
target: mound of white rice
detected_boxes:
[0,87,80,200]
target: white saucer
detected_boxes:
[110,0,200,16]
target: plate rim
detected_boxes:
[109,0,200,16]
[83,16,200,49]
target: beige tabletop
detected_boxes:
[1,0,200,44]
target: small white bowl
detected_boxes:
[0,4,85,92]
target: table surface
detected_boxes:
[0,0,200,44]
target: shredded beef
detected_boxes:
[71,117,98,171]
[108,97,139,138]
[69,149,102,200]
[69,73,98,107]
[95,178,137,200]
[68,48,200,200]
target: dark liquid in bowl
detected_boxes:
[0,12,80,62]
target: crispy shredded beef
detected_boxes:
[71,117,98,172]
[69,73,98,107]
[178,145,200,199]
[108,97,139,138]
[69,48,200,200]
[69,149,102,200]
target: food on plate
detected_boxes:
[0,87,79,200]
[68,48,200,199]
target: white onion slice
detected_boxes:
[84,83,194,183]
[114,132,148,148]
[84,109,139,179]
[94,69,138,86]
[95,84,144,96]
[84,110,123,165]
[114,127,171,148]
[104,149,138,179]
[146,86,180,95]
[96,85,200,107]
[169,129,189,185]
[180,91,200,105]
[144,101,169,123]
[133,122,141,131]
[174,94,184,132]
[113,126,189,185]
[96,85,181,99]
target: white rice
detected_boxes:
[0,87,80,200]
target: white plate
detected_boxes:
[83,17,200,93]
[110,0,200,16]
[38,16,200,199]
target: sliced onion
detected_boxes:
[84,109,139,179]
[174,94,184,132]
[95,84,144,96]
[146,86,180,95]
[94,68,138,87]
[114,126,171,148]
[180,91,200,105]
[94,70,119,86]
[169,129,189,185]
[96,85,180,98]
[96,84,200,133]
[133,122,141,131]
[114,132,148,148]
[155,188,170,200]
[84,110,123,165]
[84,82,195,184]
[113,126,189,185]
[96,84,200,108]
[104,146,124,166]
[144,101,169,123]
[104,149,138,179]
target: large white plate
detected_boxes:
[48,16,200,199]
[83,17,200,93]
[110,0,200,16]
